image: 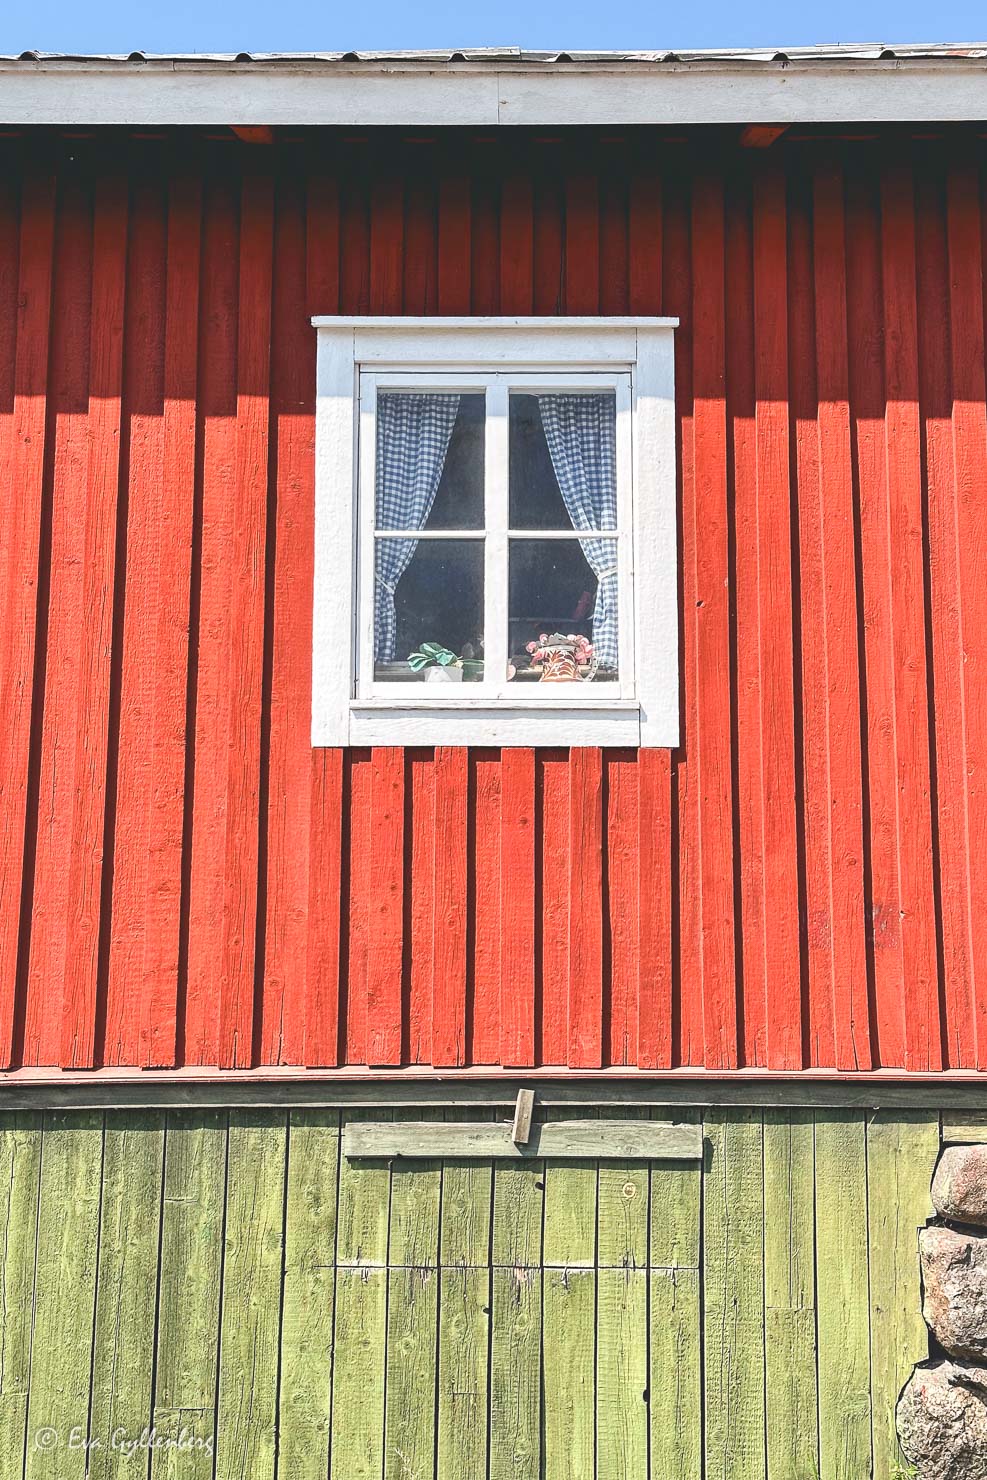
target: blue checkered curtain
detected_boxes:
[374,393,461,662]
[537,394,619,670]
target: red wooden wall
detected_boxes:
[1,129,984,1074]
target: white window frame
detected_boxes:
[311,317,679,748]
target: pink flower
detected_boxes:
[525,641,538,653]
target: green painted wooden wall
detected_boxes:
[0,1106,938,1479]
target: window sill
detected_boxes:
[334,699,645,747]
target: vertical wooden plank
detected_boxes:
[0,1113,41,1474]
[638,747,673,1068]
[490,1268,541,1480]
[385,1267,438,1480]
[432,746,468,1067]
[597,1268,648,1479]
[500,749,536,1066]
[329,1269,386,1480]
[219,174,274,1068]
[369,173,404,314]
[543,1109,598,1270]
[470,752,503,1064]
[815,1109,871,1480]
[278,1110,339,1480]
[539,751,570,1065]
[403,171,437,315]
[103,177,166,1066]
[140,177,201,1068]
[408,749,435,1063]
[344,751,372,1064]
[703,1108,765,1480]
[763,1109,817,1480]
[440,1107,493,1271]
[367,747,405,1065]
[542,1269,595,1480]
[691,173,738,1070]
[629,168,662,314]
[21,179,91,1068]
[533,152,563,316]
[0,173,55,1067]
[336,1108,391,1268]
[597,1106,649,1271]
[564,173,599,314]
[215,1111,286,1480]
[61,177,128,1068]
[89,1113,166,1480]
[867,1110,938,1480]
[943,166,987,1065]
[260,172,317,1067]
[752,167,801,1068]
[305,748,343,1066]
[499,172,534,315]
[24,1112,103,1480]
[879,166,939,1069]
[568,747,604,1069]
[650,1110,702,1480]
[492,1151,544,1272]
[436,1267,490,1480]
[151,1111,227,1480]
[807,163,870,1069]
[438,173,471,315]
[183,175,238,1067]
[607,752,639,1066]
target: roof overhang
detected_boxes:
[1,48,987,127]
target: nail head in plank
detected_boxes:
[343,1118,702,1161]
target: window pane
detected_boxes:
[374,538,484,683]
[375,392,484,531]
[509,392,617,531]
[508,538,618,682]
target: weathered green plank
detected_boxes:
[542,1268,595,1480]
[389,1108,442,1268]
[703,1108,765,1480]
[650,1108,702,1480]
[278,1110,339,1480]
[440,1108,492,1268]
[215,1111,286,1480]
[330,1269,387,1480]
[763,1108,817,1480]
[598,1268,649,1479]
[943,1112,987,1142]
[815,1109,871,1480]
[867,1110,938,1480]
[89,1113,166,1480]
[152,1111,227,1479]
[597,1107,649,1270]
[384,1267,438,1480]
[490,1268,541,1480]
[0,1112,41,1479]
[25,1111,103,1480]
[437,1266,489,1480]
[543,1110,597,1268]
[344,1119,702,1161]
[336,1108,391,1267]
[491,1154,544,1269]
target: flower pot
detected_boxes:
[538,643,580,682]
[424,664,463,684]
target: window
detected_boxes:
[312,319,678,747]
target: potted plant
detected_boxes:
[407,642,468,683]
[525,632,594,682]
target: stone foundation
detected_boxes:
[897,1144,987,1479]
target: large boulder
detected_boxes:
[935,1147,987,1228]
[897,1361,987,1480]
[922,1226,987,1361]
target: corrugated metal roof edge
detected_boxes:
[3,44,987,66]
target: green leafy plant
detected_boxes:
[407,642,461,672]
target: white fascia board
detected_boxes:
[1,61,986,127]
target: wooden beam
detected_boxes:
[943,1113,987,1143]
[342,1118,703,1161]
[512,1089,535,1144]
[230,125,275,144]
[739,123,790,148]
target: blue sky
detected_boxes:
[1,0,985,56]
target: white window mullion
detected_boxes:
[357,374,378,698]
[484,378,509,692]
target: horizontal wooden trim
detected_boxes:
[0,1069,984,1111]
[942,1113,987,1144]
[342,1117,703,1160]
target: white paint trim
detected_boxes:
[312,317,678,749]
[2,61,987,126]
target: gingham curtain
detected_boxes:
[374,393,461,662]
[537,394,619,670]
